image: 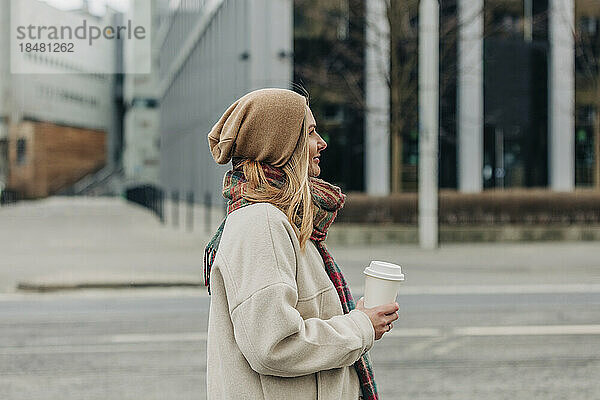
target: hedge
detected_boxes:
[336,189,600,225]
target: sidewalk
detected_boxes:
[1,196,599,293]
[0,196,209,293]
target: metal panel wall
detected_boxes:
[158,0,293,227]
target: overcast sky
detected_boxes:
[42,0,130,16]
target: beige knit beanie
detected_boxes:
[207,88,308,167]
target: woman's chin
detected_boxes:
[309,165,320,177]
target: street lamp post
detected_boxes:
[418,0,439,249]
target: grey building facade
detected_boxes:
[157,0,293,227]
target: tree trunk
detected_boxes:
[389,0,403,193]
[391,124,403,192]
[390,62,403,193]
[595,79,600,189]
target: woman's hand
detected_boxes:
[356,297,399,340]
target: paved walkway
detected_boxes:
[1,196,599,293]
[0,197,208,293]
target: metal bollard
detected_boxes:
[172,191,179,228]
[158,189,165,224]
[205,192,212,234]
[187,191,194,232]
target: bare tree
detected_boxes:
[295,0,599,191]
[573,6,600,187]
[295,0,459,192]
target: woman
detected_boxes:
[204,88,399,400]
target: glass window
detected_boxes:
[16,138,27,165]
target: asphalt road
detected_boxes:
[1,287,599,400]
[2,197,600,399]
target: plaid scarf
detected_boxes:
[203,163,379,400]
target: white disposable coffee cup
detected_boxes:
[363,261,405,308]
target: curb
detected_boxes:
[327,224,600,245]
[17,280,204,293]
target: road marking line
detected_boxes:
[401,336,448,356]
[353,283,600,295]
[453,324,600,336]
[386,328,442,338]
[431,337,465,356]
[109,332,207,343]
[2,324,600,354]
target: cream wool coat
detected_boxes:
[206,202,376,400]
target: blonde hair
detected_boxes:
[235,108,314,250]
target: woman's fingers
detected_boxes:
[355,299,400,340]
[387,311,399,323]
[377,302,399,315]
[377,303,399,325]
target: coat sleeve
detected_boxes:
[217,204,375,378]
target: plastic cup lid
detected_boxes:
[363,260,405,281]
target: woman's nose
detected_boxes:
[318,134,327,151]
